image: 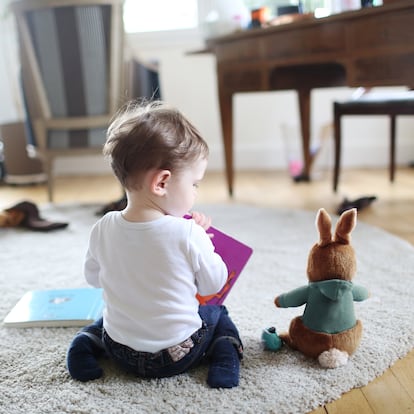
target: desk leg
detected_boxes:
[218,90,234,196]
[219,87,312,194]
[297,88,312,181]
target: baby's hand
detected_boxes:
[191,211,212,232]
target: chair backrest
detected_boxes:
[11,0,124,151]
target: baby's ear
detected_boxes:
[150,170,171,195]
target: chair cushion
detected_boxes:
[335,91,414,115]
[26,5,111,118]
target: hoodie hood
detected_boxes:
[311,279,353,301]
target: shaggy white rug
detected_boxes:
[1,203,413,414]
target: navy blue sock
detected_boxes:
[66,318,105,382]
[207,337,240,388]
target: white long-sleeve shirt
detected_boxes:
[84,212,227,353]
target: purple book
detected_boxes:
[195,223,253,306]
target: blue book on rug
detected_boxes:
[3,288,104,328]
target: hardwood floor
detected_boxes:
[1,167,413,413]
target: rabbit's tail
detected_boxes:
[318,348,349,368]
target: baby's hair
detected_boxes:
[104,100,209,189]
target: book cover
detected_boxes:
[3,287,104,328]
[196,224,253,306]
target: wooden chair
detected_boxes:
[11,0,125,201]
[333,91,414,192]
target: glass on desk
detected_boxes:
[281,123,304,178]
[280,122,333,180]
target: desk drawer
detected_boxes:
[219,67,264,92]
[352,52,414,86]
[215,38,262,62]
[263,23,345,60]
[348,9,414,51]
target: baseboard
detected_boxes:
[4,172,47,185]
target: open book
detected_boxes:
[3,225,252,328]
[3,287,104,328]
[196,224,253,306]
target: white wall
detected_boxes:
[1,16,413,176]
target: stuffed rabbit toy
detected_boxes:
[273,208,369,368]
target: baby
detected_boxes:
[66,100,243,388]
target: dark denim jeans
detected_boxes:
[103,305,242,378]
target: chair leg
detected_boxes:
[47,177,53,203]
[390,115,396,182]
[333,104,342,192]
[45,157,54,202]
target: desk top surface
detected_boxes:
[206,1,413,47]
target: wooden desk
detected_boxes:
[206,1,414,195]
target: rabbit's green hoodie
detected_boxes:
[276,279,369,334]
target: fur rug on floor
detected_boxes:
[0,203,413,414]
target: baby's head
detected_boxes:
[104,100,209,190]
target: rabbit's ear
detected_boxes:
[334,208,357,244]
[316,208,332,247]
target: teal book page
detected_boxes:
[3,288,104,328]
